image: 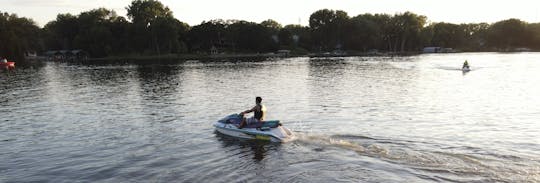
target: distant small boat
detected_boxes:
[0,61,15,68]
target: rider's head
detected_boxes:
[256,97,262,104]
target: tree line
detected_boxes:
[2,0,540,61]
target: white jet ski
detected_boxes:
[213,114,294,142]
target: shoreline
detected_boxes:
[86,53,298,62]
[84,52,433,62]
[26,50,540,63]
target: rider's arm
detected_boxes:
[240,106,258,115]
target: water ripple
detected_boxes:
[2,53,540,182]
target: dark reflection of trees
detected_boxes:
[307,58,349,113]
[307,57,348,78]
[133,64,184,130]
[197,57,274,73]
[198,56,270,63]
[0,63,48,105]
[214,131,280,162]
[86,68,134,87]
[136,64,183,100]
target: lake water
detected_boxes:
[1,53,540,182]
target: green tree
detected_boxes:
[279,24,311,50]
[260,19,282,32]
[390,12,427,52]
[487,19,531,50]
[150,16,189,54]
[528,23,540,49]
[459,23,489,51]
[309,9,349,51]
[428,22,465,48]
[345,14,385,51]
[109,17,131,54]
[261,19,282,46]
[126,0,173,26]
[43,13,79,50]
[74,8,119,57]
[226,20,277,52]
[126,0,174,54]
[187,20,227,53]
[0,12,42,61]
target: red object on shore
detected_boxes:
[0,61,15,67]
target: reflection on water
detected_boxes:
[214,131,276,161]
[1,53,540,182]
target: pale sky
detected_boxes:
[3,0,540,27]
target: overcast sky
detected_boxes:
[3,0,540,27]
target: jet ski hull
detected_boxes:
[213,114,294,142]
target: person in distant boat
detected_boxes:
[463,60,470,69]
[1,58,7,63]
[238,96,266,129]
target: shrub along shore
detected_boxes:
[2,0,540,62]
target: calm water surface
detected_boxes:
[1,53,540,182]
